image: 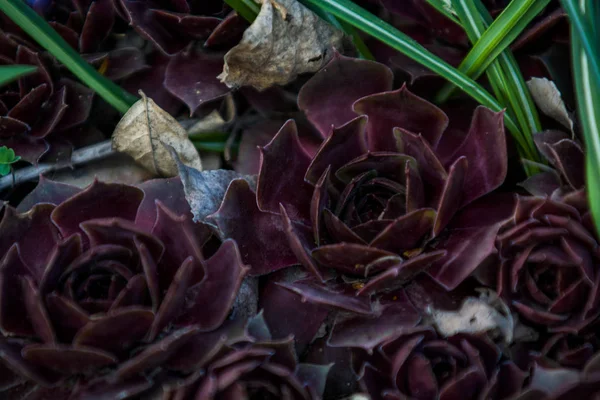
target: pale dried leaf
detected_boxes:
[182,94,236,139]
[427,289,514,344]
[218,0,346,90]
[527,77,574,134]
[112,91,202,177]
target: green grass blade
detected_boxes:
[443,0,540,164]
[297,0,521,138]
[338,20,375,60]
[566,0,600,235]
[224,0,260,22]
[437,0,551,102]
[424,0,462,25]
[0,0,137,114]
[0,65,37,86]
[193,141,228,152]
[561,0,600,87]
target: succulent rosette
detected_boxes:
[0,28,94,163]
[0,177,249,398]
[487,130,598,333]
[164,313,330,400]
[211,53,510,298]
[354,326,527,400]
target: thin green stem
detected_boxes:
[0,0,137,113]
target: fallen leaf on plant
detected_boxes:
[168,146,255,231]
[427,289,514,344]
[527,77,574,134]
[112,91,202,177]
[218,0,346,90]
[0,146,20,176]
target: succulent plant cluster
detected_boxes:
[1,0,600,399]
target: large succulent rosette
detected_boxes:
[489,130,597,333]
[0,177,248,398]
[212,54,510,298]
[355,325,527,400]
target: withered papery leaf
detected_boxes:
[218,0,346,90]
[168,147,256,231]
[112,91,202,177]
[428,289,514,344]
[527,77,574,134]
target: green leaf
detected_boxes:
[437,0,551,102]
[0,164,10,176]
[223,0,260,22]
[0,145,19,176]
[193,141,228,152]
[425,0,462,25]
[564,0,600,236]
[0,146,18,164]
[0,0,137,114]
[0,65,37,87]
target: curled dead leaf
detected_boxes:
[112,91,202,177]
[527,77,574,134]
[218,0,346,90]
[427,289,514,344]
[167,146,256,231]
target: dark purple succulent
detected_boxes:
[212,54,510,297]
[117,0,246,55]
[0,28,94,163]
[535,322,600,370]
[488,131,597,332]
[494,191,599,332]
[515,354,600,399]
[163,313,330,400]
[354,325,527,400]
[0,177,248,398]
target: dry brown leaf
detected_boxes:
[527,77,574,134]
[427,289,514,344]
[112,91,202,177]
[218,0,346,91]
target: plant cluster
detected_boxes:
[1,0,600,399]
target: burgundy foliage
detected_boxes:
[0,177,252,398]
[216,54,510,298]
